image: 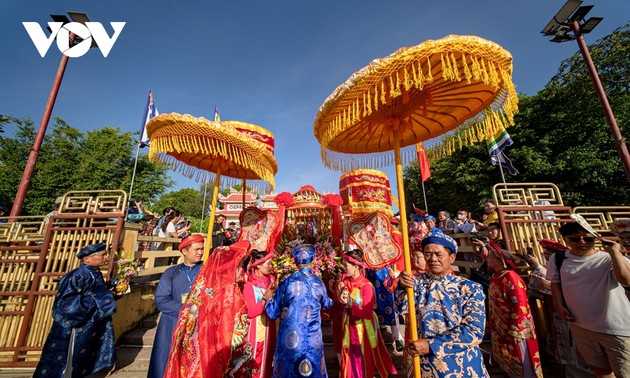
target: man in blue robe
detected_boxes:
[147,234,204,378]
[34,242,117,378]
[396,228,489,378]
[265,244,334,378]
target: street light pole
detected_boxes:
[10,36,74,217]
[11,12,93,216]
[570,20,630,181]
[542,1,630,183]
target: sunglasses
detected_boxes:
[567,236,595,243]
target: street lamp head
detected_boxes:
[67,12,91,24]
[550,33,574,43]
[581,17,603,34]
[567,5,594,23]
[59,12,97,48]
[541,0,582,35]
[542,1,602,42]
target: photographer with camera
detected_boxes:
[470,222,505,261]
[223,221,237,246]
[211,214,227,250]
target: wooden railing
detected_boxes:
[119,223,193,278]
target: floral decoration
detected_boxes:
[272,223,342,282]
[114,252,139,280]
[322,193,343,206]
[274,192,294,207]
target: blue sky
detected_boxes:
[1,0,628,201]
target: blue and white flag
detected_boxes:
[490,151,519,175]
[139,90,159,148]
[487,127,518,175]
[213,105,220,122]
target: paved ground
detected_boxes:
[0,315,569,377]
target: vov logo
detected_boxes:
[23,21,125,58]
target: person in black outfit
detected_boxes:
[211,214,227,250]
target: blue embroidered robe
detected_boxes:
[367,267,397,326]
[265,267,334,378]
[395,272,489,378]
[34,264,117,378]
[148,262,201,378]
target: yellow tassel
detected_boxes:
[471,55,482,81]
[462,53,472,83]
[350,103,355,125]
[480,58,490,85]
[411,62,419,89]
[362,93,367,117]
[374,85,379,111]
[440,54,451,81]
[489,62,499,88]
[389,75,397,99]
[451,53,460,82]
[367,91,372,115]
[403,66,412,91]
[380,81,386,106]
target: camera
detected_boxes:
[177,218,190,229]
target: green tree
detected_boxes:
[152,188,205,218]
[404,23,630,214]
[0,117,35,210]
[0,117,174,215]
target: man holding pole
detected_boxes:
[397,229,489,377]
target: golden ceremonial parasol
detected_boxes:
[146,113,278,260]
[314,34,517,377]
[223,120,276,208]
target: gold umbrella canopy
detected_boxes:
[314,34,518,170]
[146,113,277,191]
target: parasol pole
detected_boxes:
[392,126,422,378]
[242,179,247,209]
[203,165,222,261]
[200,173,209,233]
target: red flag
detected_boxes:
[416,142,431,182]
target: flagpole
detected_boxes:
[421,180,429,213]
[200,173,209,233]
[127,90,153,218]
[126,143,142,219]
[497,157,507,184]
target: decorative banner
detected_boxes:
[224,120,276,156]
[347,212,402,269]
[339,169,393,218]
[238,206,284,253]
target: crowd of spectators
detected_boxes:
[401,201,630,377]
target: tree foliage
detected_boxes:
[151,187,205,218]
[0,117,174,215]
[404,23,630,216]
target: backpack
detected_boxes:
[554,250,566,273]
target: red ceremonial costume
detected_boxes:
[243,273,276,378]
[338,273,396,378]
[488,269,543,377]
[164,241,253,377]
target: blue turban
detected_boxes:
[293,244,316,264]
[77,242,107,259]
[421,228,457,254]
[424,215,436,222]
[411,213,425,223]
